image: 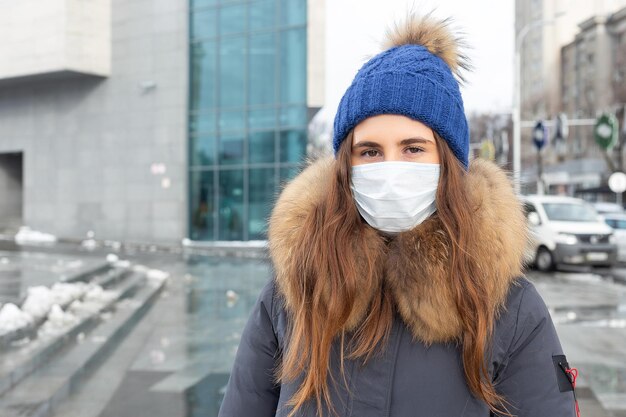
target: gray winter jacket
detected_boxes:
[219,277,576,417]
[218,158,577,417]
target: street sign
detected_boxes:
[609,172,626,193]
[533,121,547,150]
[595,113,618,150]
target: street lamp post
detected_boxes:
[512,14,565,194]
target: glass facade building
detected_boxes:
[188,0,308,241]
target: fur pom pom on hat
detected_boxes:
[333,14,471,168]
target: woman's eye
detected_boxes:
[405,146,424,154]
[362,149,380,157]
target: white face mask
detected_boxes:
[350,161,440,233]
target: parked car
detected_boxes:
[602,213,626,262]
[521,195,617,271]
[593,202,625,214]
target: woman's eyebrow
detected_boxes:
[400,137,435,145]
[352,141,381,149]
[353,137,435,148]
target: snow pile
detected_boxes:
[81,239,97,250]
[81,231,98,249]
[114,260,131,269]
[109,254,131,269]
[14,226,57,244]
[21,286,55,320]
[67,299,101,316]
[50,282,88,306]
[181,239,267,248]
[68,299,86,313]
[104,240,122,250]
[67,284,117,316]
[22,284,88,320]
[83,285,117,304]
[133,264,149,274]
[147,269,169,282]
[39,305,78,336]
[0,304,33,335]
[48,304,78,327]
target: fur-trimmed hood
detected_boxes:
[268,157,528,344]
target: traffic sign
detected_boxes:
[533,121,547,150]
[595,113,618,150]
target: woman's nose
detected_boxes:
[383,150,403,162]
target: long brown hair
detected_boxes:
[434,135,510,415]
[278,131,509,416]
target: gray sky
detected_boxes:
[325,0,514,115]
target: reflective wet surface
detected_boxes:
[53,251,271,417]
[527,268,626,415]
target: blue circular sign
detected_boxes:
[533,121,548,150]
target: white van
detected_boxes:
[521,195,617,271]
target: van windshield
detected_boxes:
[542,203,598,222]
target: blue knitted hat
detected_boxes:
[333,16,470,168]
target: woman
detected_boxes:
[218,14,578,417]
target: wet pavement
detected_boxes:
[46,251,272,417]
[526,268,626,417]
[2,243,626,416]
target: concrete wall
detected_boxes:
[0,0,111,80]
[0,0,188,243]
[0,153,23,228]
[307,0,325,109]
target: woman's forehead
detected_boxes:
[353,115,435,143]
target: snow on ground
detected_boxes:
[21,286,55,320]
[84,285,118,304]
[39,305,79,336]
[104,240,122,250]
[21,283,89,320]
[147,269,169,282]
[68,298,108,316]
[81,239,98,250]
[14,226,57,244]
[181,238,267,248]
[114,260,131,268]
[50,282,88,306]
[0,255,146,341]
[108,253,131,269]
[133,264,149,274]
[0,304,33,335]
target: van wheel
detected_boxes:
[535,247,554,272]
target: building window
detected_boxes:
[188,0,308,241]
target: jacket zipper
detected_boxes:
[383,321,403,417]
